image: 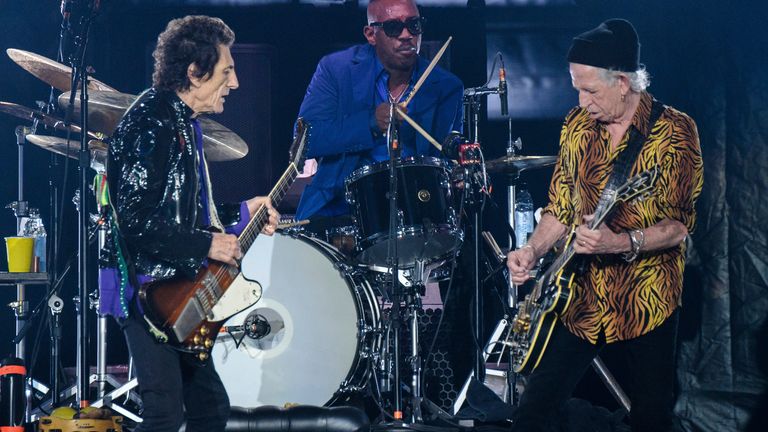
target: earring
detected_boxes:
[621,94,626,102]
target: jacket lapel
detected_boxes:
[351,46,376,108]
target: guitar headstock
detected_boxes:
[615,165,660,203]
[288,118,309,168]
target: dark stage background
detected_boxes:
[0,0,766,430]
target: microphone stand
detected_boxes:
[385,102,403,420]
[63,1,99,408]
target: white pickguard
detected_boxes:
[209,273,262,321]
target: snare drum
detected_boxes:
[345,156,462,267]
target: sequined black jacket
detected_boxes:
[104,88,240,280]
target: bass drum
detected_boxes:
[212,232,380,407]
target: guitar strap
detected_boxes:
[597,99,666,207]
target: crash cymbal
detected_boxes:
[197,117,248,161]
[485,155,558,174]
[0,101,101,139]
[26,134,107,172]
[7,48,117,93]
[58,90,135,135]
[59,90,249,161]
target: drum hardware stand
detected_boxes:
[48,294,64,407]
[374,104,448,431]
[6,120,58,422]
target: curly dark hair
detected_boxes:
[152,15,235,92]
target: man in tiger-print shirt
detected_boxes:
[506,18,703,432]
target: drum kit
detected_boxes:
[1,42,559,428]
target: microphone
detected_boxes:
[441,131,462,160]
[498,56,509,117]
[222,312,271,340]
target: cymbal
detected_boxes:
[485,155,558,174]
[7,48,117,93]
[59,90,249,161]
[26,134,107,172]
[0,101,101,139]
[58,90,134,135]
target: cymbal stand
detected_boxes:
[89,181,142,420]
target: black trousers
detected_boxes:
[513,311,679,432]
[119,313,230,432]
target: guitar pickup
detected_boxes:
[173,298,207,342]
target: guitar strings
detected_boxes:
[207,165,299,287]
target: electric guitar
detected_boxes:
[138,119,309,360]
[509,165,660,374]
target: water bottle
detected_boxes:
[21,208,47,272]
[514,185,534,250]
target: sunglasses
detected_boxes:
[369,16,426,38]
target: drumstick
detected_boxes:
[395,106,442,152]
[277,219,310,229]
[401,36,453,109]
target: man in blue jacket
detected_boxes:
[295,0,464,228]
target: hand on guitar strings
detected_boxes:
[507,244,537,285]
[209,232,243,266]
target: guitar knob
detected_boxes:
[200,326,210,336]
[204,338,214,349]
[198,352,209,361]
[193,334,202,345]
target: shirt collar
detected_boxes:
[628,92,654,138]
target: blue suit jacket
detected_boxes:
[295,44,464,220]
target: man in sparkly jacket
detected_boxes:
[100,16,279,431]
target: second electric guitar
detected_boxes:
[509,166,659,374]
[138,119,309,360]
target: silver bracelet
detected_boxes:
[622,229,644,262]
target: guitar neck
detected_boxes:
[238,163,299,252]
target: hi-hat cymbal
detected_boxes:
[485,155,558,174]
[7,49,117,93]
[0,101,101,139]
[26,134,107,172]
[59,90,249,161]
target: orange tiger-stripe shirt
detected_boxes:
[544,92,704,344]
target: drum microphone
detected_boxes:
[223,312,271,340]
[498,55,509,117]
[441,131,463,160]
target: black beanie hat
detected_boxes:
[566,18,640,72]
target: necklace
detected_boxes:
[388,84,407,104]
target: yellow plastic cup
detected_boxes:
[5,237,35,273]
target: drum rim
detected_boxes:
[355,224,464,266]
[344,155,452,186]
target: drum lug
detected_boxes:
[358,321,378,337]
[334,261,360,277]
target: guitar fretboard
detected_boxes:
[238,164,299,252]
